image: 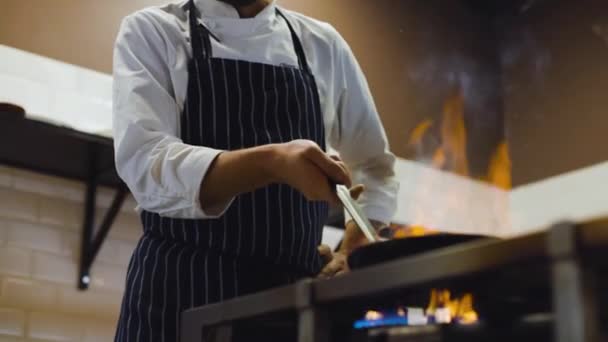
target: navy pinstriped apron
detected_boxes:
[114,1,329,341]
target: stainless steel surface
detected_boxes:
[336,184,378,243]
[180,224,608,342]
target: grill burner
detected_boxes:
[354,316,551,342]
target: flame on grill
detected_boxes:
[408,87,511,189]
[392,86,513,237]
[359,289,478,328]
[487,141,512,190]
[393,225,439,239]
[365,310,384,321]
[426,289,479,325]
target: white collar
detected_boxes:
[193,0,277,20]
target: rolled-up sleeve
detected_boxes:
[113,14,233,219]
[328,33,399,225]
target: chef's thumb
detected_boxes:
[318,244,333,264]
[349,184,365,200]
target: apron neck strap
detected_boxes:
[188,0,213,59]
[276,8,312,75]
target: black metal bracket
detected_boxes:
[78,144,128,290]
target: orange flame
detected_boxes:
[393,224,440,239]
[395,87,511,237]
[408,119,434,146]
[408,87,511,188]
[437,89,469,176]
[361,289,478,327]
[365,310,383,321]
[399,88,511,237]
[426,289,479,325]
[487,141,512,190]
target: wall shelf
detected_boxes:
[0,109,126,290]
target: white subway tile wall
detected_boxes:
[28,312,84,341]
[0,188,39,223]
[31,252,78,286]
[0,248,31,278]
[107,214,142,242]
[88,263,127,292]
[6,222,63,255]
[57,286,121,319]
[82,321,116,342]
[0,308,25,337]
[0,166,11,188]
[0,166,139,341]
[38,199,83,231]
[12,170,85,204]
[0,221,6,244]
[0,278,57,310]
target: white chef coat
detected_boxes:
[112,0,399,224]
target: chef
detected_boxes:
[112,0,398,340]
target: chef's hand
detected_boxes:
[317,244,349,279]
[316,185,365,279]
[274,140,351,205]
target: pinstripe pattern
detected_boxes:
[122,235,150,340]
[271,66,285,264]
[290,68,308,267]
[281,67,297,266]
[206,57,216,250]
[248,62,258,257]
[297,69,316,269]
[189,248,199,308]
[235,60,244,256]
[173,247,185,342]
[221,59,230,251]
[115,3,327,341]
[136,238,163,342]
[160,243,177,342]
[262,65,272,258]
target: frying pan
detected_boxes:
[347,234,494,270]
[334,185,495,270]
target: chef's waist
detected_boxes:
[139,210,324,275]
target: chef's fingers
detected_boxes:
[305,148,352,187]
[317,257,348,279]
[299,163,340,206]
[349,184,365,200]
[317,244,333,264]
[317,264,340,279]
[318,177,341,206]
[318,264,345,279]
[318,244,332,257]
[329,155,353,186]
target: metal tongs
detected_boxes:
[335,185,379,243]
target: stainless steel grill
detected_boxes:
[181,222,608,342]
